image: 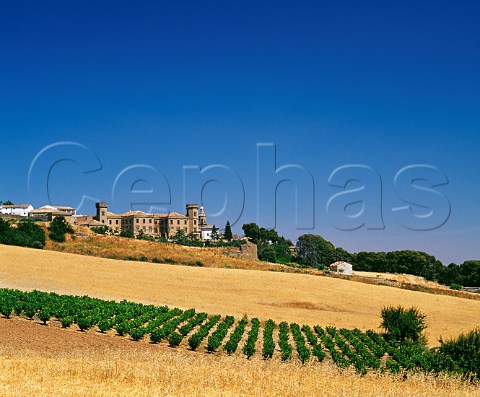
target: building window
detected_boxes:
[149,219,152,223]
[194,220,197,225]
[177,220,180,225]
[136,219,139,223]
[184,220,187,225]
[109,220,112,224]
[102,211,105,216]
[170,220,173,225]
[116,220,119,225]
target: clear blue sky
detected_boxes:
[1,1,479,264]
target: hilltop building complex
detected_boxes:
[75,202,212,240]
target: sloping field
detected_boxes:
[1,317,479,397]
[0,244,479,345]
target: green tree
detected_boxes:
[224,221,233,242]
[1,200,13,206]
[48,216,74,243]
[173,229,187,244]
[380,306,427,344]
[295,234,335,268]
[211,225,219,241]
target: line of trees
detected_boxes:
[0,218,46,249]
[294,233,480,288]
[241,224,479,288]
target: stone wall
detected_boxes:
[223,241,258,261]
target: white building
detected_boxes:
[201,226,216,240]
[329,261,353,275]
[0,204,34,217]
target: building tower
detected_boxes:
[199,206,207,228]
[186,203,199,233]
[95,202,108,224]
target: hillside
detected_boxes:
[1,245,479,345]
[41,228,480,301]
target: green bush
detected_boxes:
[168,332,183,347]
[380,306,427,344]
[450,283,463,290]
[48,216,74,243]
[91,226,108,235]
[120,230,134,238]
[0,218,46,249]
[432,328,480,380]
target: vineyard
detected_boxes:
[0,288,472,379]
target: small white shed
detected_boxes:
[329,261,353,275]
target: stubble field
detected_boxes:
[1,244,479,345]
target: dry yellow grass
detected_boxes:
[46,229,281,271]
[0,318,478,397]
[1,245,479,345]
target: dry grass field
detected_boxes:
[1,244,479,345]
[1,317,479,397]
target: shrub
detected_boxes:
[38,309,51,325]
[152,258,162,263]
[0,218,46,249]
[48,216,74,243]
[432,328,480,380]
[380,306,427,344]
[120,230,134,238]
[168,332,183,347]
[60,316,74,328]
[164,258,177,264]
[450,283,463,290]
[91,226,108,235]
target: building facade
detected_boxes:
[29,205,76,222]
[0,204,33,217]
[93,202,210,239]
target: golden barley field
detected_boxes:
[1,245,479,345]
[0,317,479,397]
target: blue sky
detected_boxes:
[1,1,479,264]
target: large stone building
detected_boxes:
[91,202,209,239]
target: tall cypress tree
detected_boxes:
[224,221,233,242]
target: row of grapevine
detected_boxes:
[262,319,276,359]
[243,318,260,358]
[301,325,326,362]
[224,318,248,354]
[188,315,221,350]
[278,322,292,361]
[206,315,235,352]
